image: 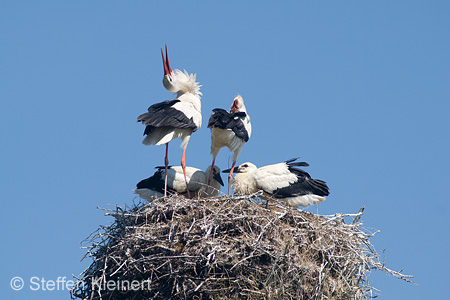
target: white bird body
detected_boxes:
[173,88,202,129]
[137,46,202,197]
[208,95,251,194]
[139,75,202,148]
[142,127,193,148]
[176,93,202,119]
[135,165,224,201]
[209,95,251,159]
[210,127,245,160]
[225,158,330,208]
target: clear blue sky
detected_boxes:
[1,1,449,299]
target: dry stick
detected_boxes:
[72,195,415,300]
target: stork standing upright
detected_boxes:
[134,165,224,200]
[137,46,202,197]
[207,95,251,194]
[223,158,330,208]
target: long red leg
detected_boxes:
[207,157,216,185]
[227,160,237,195]
[164,143,169,197]
[206,156,216,196]
[181,146,191,198]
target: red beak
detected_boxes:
[231,99,239,112]
[161,44,172,76]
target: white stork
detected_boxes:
[134,165,224,200]
[223,158,329,208]
[207,95,251,194]
[137,45,202,197]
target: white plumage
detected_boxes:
[134,165,224,201]
[207,95,251,194]
[223,158,330,208]
[210,127,245,162]
[137,45,202,197]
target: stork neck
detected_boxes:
[177,90,200,98]
[177,92,201,111]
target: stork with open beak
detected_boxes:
[134,165,224,200]
[137,45,202,197]
[207,95,251,195]
[223,158,330,208]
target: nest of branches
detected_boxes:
[71,193,413,300]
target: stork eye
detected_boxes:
[242,164,248,168]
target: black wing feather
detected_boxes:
[272,176,329,198]
[136,169,165,193]
[146,100,179,113]
[271,159,329,198]
[284,157,309,167]
[137,100,197,136]
[207,108,249,142]
[136,167,197,196]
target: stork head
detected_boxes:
[230,95,246,114]
[222,162,257,174]
[161,45,178,93]
[206,165,224,186]
[161,45,202,96]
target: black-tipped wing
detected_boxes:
[272,173,329,198]
[207,108,249,142]
[254,159,329,199]
[137,100,197,135]
[136,169,165,193]
[272,164,329,198]
[284,157,310,167]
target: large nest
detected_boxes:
[71,193,413,299]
